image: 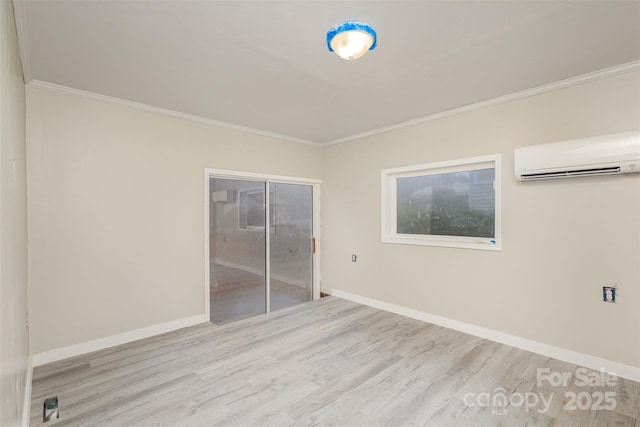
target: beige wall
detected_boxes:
[321,71,640,368]
[27,87,322,354]
[0,1,29,425]
[25,64,639,371]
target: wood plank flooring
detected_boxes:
[30,297,639,426]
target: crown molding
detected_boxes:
[26,60,639,147]
[27,80,322,147]
[12,0,32,83]
[324,60,640,146]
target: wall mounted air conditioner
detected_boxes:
[211,189,236,203]
[514,132,640,181]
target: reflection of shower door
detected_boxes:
[209,177,314,324]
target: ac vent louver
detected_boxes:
[520,167,622,181]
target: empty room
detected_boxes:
[1,1,639,426]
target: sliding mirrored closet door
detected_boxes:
[209,177,313,324]
[269,183,313,312]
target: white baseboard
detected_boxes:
[32,314,208,367]
[331,290,640,382]
[21,355,33,427]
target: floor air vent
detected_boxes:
[43,397,59,423]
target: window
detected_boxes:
[381,154,501,250]
[239,189,275,229]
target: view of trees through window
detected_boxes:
[396,168,495,238]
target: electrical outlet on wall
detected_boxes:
[603,286,616,303]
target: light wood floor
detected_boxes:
[30,297,638,426]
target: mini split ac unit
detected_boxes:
[514,132,640,181]
[211,189,236,203]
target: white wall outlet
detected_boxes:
[603,286,616,303]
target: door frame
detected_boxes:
[204,168,321,320]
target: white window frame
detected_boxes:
[381,154,502,251]
[237,188,275,230]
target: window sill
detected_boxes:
[381,235,502,251]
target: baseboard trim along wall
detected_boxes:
[32,314,209,367]
[21,356,33,427]
[331,289,640,382]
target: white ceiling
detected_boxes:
[15,1,640,144]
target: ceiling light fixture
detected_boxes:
[327,21,377,61]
